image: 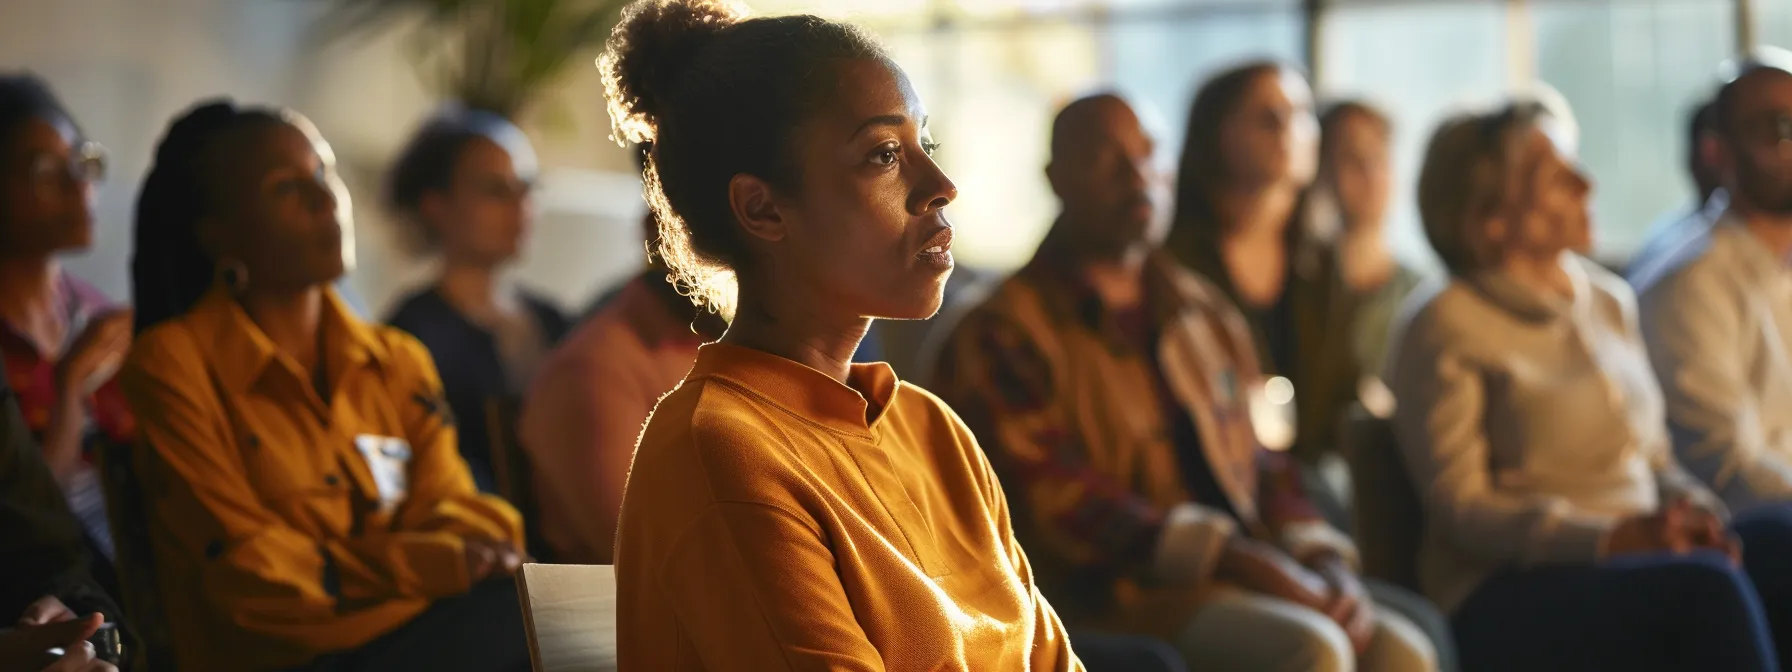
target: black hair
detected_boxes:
[385,105,536,251]
[131,100,286,334]
[0,73,78,154]
[600,0,886,311]
[1689,99,1716,148]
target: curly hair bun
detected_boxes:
[600,0,749,145]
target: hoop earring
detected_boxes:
[219,259,250,295]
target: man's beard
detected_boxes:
[1736,153,1792,216]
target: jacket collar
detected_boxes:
[186,284,389,394]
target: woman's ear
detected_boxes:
[417,191,453,239]
[1474,215,1510,266]
[728,173,787,243]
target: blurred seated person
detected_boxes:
[1625,99,1725,289]
[930,93,1435,672]
[521,188,726,564]
[1163,63,1358,479]
[1391,97,1792,672]
[384,106,571,494]
[1309,100,1420,391]
[122,100,530,672]
[1636,54,1792,513]
[1,357,121,672]
[0,74,133,599]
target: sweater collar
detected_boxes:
[689,342,899,436]
[1466,252,1591,324]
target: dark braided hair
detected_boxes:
[131,100,285,335]
[599,0,887,312]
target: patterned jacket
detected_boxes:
[927,247,1354,632]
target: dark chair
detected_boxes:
[486,395,551,561]
[1339,404,1424,592]
[96,437,176,671]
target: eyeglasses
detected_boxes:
[25,141,107,188]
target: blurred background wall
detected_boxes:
[3,0,1788,315]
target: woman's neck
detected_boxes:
[1498,251,1573,299]
[721,290,869,386]
[0,257,64,352]
[0,256,60,319]
[240,286,326,373]
[436,261,511,315]
[1218,182,1300,243]
[1338,226,1396,292]
[1080,250,1150,311]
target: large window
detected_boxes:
[1534,0,1735,259]
[746,0,1767,271]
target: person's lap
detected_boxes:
[1174,586,1436,672]
[1451,550,1777,672]
[296,578,532,672]
[1365,578,1459,672]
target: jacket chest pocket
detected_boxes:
[842,437,955,578]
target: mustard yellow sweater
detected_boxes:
[615,343,1082,671]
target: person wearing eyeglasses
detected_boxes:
[0,73,133,608]
[1637,53,1792,515]
[383,107,571,497]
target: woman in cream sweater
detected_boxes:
[1389,99,1792,671]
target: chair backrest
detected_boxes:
[1339,404,1424,592]
[517,563,618,672]
[487,396,554,560]
[96,437,178,671]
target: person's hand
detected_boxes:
[1216,536,1330,611]
[463,538,526,582]
[16,597,75,627]
[1312,555,1375,655]
[1606,499,1728,559]
[37,639,115,672]
[53,310,132,399]
[1681,502,1743,565]
[0,613,104,672]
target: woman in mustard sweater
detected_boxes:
[600,1,1081,670]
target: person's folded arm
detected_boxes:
[119,334,451,651]
[1641,267,1792,510]
[1391,317,1615,566]
[931,310,1232,586]
[337,334,525,597]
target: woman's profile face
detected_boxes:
[1327,110,1393,232]
[772,58,958,321]
[0,116,97,257]
[1218,69,1318,191]
[1495,122,1594,260]
[207,121,347,292]
[427,136,535,267]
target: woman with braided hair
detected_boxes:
[120,100,531,672]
